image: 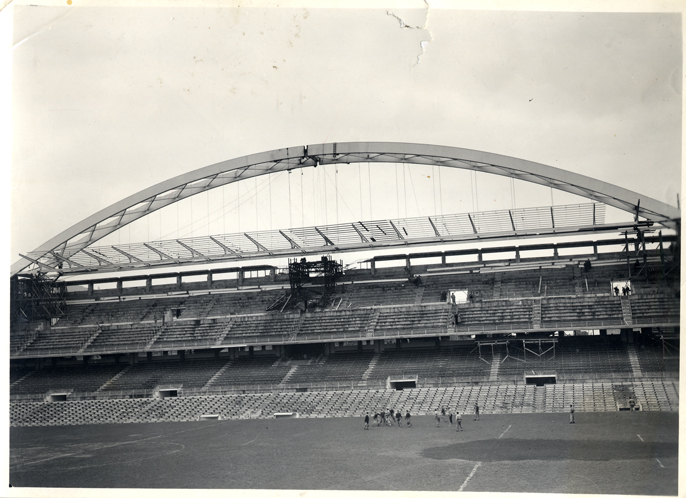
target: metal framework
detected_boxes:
[10,274,67,323]
[288,256,343,292]
[24,202,618,275]
[13,142,680,276]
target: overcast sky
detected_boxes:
[8,1,683,269]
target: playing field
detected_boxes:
[9,411,678,494]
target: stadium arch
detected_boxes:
[12,142,680,276]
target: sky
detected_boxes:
[7,1,683,273]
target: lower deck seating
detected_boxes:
[211,356,291,387]
[368,346,490,381]
[10,379,679,427]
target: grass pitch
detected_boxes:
[10,411,677,494]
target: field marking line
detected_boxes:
[498,425,511,439]
[656,459,664,468]
[458,461,482,492]
[637,434,644,442]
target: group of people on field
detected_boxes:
[364,408,412,429]
[433,404,480,431]
[363,404,483,430]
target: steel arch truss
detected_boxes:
[13,142,680,276]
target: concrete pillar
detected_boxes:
[116,279,123,294]
[88,282,94,296]
[146,277,152,292]
[238,269,245,287]
[147,351,153,362]
[270,268,276,282]
[207,272,213,288]
[370,259,376,276]
[593,244,598,257]
[358,340,363,351]
[179,350,185,361]
[477,250,483,262]
[441,253,446,266]
[515,249,520,263]
[599,329,607,337]
[553,245,559,259]
[176,274,182,288]
[374,340,382,353]
[405,256,411,273]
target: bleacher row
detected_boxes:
[10,379,679,427]
[10,341,678,396]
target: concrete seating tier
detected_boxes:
[100,358,229,391]
[367,346,489,381]
[84,323,157,353]
[11,380,678,426]
[283,351,376,384]
[10,364,126,395]
[10,367,35,384]
[455,301,532,329]
[21,327,99,355]
[221,314,300,343]
[629,294,680,322]
[635,344,679,374]
[373,307,452,336]
[540,296,623,326]
[337,282,418,308]
[299,309,372,337]
[211,355,291,386]
[151,319,231,348]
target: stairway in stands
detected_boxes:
[627,345,643,378]
[279,366,299,387]
[361,354,379,380]
[144,326,165,350]
[96,365,131,392]
[414,286,425,305]
[532,301,541,329]
[621,298,633,325]
[489,353,501,381]
[365,310,380,337]
[492,274,502,299]
[214,320,235,345]
[202,359,233,389]
[78,328,104,354]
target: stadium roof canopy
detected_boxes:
[13,142,680,277]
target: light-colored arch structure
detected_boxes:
[13,142,680,276]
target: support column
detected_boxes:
[88,282,94,296]
[477,250,483,262]
[515,248,520,263]
[405,255,411,274]
[116,279,123,295]
[370,259,376,276]
[553,245,558,259]
[238,269,245,287]
[207,272,213,288]
[176,274,182,288]
[146,277,152,292]
[441,253,446,266]
[270,267,276,282]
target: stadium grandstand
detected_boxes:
[10,142,680,427]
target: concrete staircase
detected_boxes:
[10,370,35,389]
[621,298,633,325]
[202,359,232,389]
[200,297,218,318]
[365,309,381,337]
[279,366,299,386]
[144,325,166,350]
[78,327,103,354]
[213,319,235,346]
[96,365,131,393]
[492,274,502,299]
[627,345,643,378]
[361,353,380,380]
[532,301,542,329]
[489,353,501,381]
[414,286,425,305]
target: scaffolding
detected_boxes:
[10,273,67,323]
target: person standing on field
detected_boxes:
[569,404,575,424]
[434,409,441,427]
[455,411,463,431]
[474,403,480,421]
[364,412,370,430]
